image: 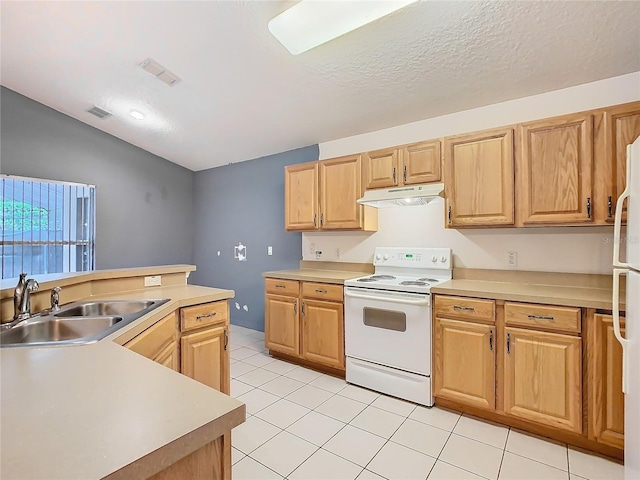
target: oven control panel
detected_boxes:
[373,247,452,270]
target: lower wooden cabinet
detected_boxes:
[434,318,495,410]
[265,294,299,356]
[503,327,582,433]
[125,312,179,372]
[589,313,625,449]
[265,278,345,372]
[301,299,344,369]
[181,325,229,394]
[155,341,180,371]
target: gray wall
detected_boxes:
[192,146,319,331]
[1,87,195,269]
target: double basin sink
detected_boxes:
[0,299,170,347]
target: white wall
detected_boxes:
[303,72,640,274]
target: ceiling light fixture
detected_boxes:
[130,110,145,120]
[268,0,418,55]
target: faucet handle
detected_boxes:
[51,286,62,311]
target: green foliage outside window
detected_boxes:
[1,201,50,233]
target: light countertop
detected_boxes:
[262,268,365,284]
[1,283,244,480]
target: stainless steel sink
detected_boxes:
[0,298,170,347]
[55,300,156,317]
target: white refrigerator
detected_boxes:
[613,136,640,479]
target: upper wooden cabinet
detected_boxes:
[443,127,515,227]
[285,162,318,231]
[284,156,377,232]
[594,101,640,223]
[363,140,441,189]
[517,113,594,226]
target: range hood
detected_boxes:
[356,183,444,208]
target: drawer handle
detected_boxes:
[527,314,554,321]
[196,312,217,320]
[453,305,475,312]
[315,289,328,293]
[275,285,286,289]
[224,330,229,351]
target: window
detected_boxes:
[1,175,96,279]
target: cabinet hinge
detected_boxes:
[506,333,511,354]
[403,165,407,182]
[489,330,493,351]
[608,196,613,218]
[587,197,592,219]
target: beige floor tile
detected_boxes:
[370,395,416,417]
[236,388,280,414]
[350,405,405,439]
[287,411,346,446]
[232,415,281,454]
[232,447,245,465]
[324,425,386,467]
[289,448,363,480]
[232,456,283,480]
[390,418,450,457]
[250,431,318,477]
[236,367,280,387]
[242,352,276,367]
[506,430,568,471]
[499,452,569,480]
[285,384,334,409]
[285,366,324,383]
[356,469,387,480]
[367,441,436,480]
[310,374,348,393]
[231,361,258,378]
[259,376,305,397]
[338,384,380,404]
[262,359,299,375]
[439,434,504,480]
[231,347,262,361]
[454,415,509,449]
[316,394,368,423]
[409,406,461,432]
[568,448,624,480]
[255,398,311,429]
[230,379,254,397]
[428,460,485,479]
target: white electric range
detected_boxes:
[344,247,452,407]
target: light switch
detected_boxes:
[268,246,273,256]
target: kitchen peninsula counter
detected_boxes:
[0,266,244,479]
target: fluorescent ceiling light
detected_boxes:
[130,110,145,120]
[268,0,418,55]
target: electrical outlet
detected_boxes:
[507,252,518,268]
[268,246,273,256]
[144,275,162,287]
[315,250,322,260]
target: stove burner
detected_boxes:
[370,275,396,280]
[418,278,439,282]
[357,278,379,282]
[400,281,427,286]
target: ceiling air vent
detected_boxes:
[86,105,112,119]
[138,58,181,86]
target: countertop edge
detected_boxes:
[262,269,363,284]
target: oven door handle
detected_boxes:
[344,290,430,306]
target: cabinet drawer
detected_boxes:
[302,282,343,302]
[434,296,495,324]
[265,278,300,296]
[505,302,581,334]
[181,301,228,332]
[125,313,177,359]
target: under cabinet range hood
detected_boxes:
[357,183,444,208]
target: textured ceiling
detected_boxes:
[1,1,639,171]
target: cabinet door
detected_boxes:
[181,326,229,394]
[154,341,180,372]
[589,314,625,449]
[301,299,344,369]
[601,102,640,222]
[402,140,441,185]
[517,114,594,225]
[125,313,177,360]
[434,318,495,409]
[285,162,318,231]
[504,327,582,433]
[363,148,399,189]
[265,294,300,356]
[319,155,363,230]
[443,128,514,227]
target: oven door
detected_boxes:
[344,286,431,375]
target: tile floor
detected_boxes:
[229,325,625,480]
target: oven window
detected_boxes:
[363,307,407,332]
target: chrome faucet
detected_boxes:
[12,273,40,321]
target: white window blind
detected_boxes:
[0,175,96,279]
